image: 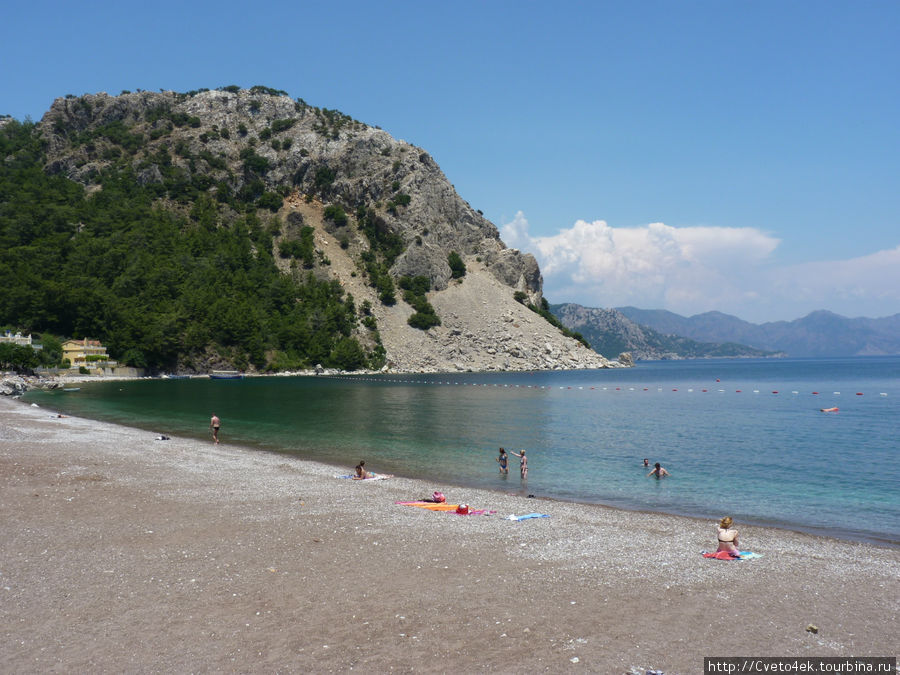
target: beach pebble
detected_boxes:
[806,624,819,634]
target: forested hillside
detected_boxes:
[0,117,368,372]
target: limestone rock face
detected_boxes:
[617,352,635,367]
[0,376,30,396]
[36,88,615,372]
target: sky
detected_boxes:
[3,1,898,323]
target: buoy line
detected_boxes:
[318,375,888,399]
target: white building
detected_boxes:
[0,331,33,346]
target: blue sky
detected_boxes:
[3,1,898,322]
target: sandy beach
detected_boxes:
[1,395,897,674]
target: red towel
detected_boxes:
[703,550,742,560]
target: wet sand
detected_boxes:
[1,396,897,673]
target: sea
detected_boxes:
[23,357,900,547]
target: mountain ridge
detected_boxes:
[549,303,781,360]
[1,87,612,373]
[616,307,900,357]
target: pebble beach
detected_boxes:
[1,395,897,674]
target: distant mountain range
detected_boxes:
[551,303,900,359]
[614,307,900,357]
[549,304,781,361]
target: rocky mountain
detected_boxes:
[549,303,780,360]
[4,86,613,372]
[616,307,900,357]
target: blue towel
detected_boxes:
[507,513,550,521]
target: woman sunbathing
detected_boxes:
[716,516,741,556]
[352,462,392,480]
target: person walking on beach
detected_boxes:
[509,449,527,479]
[497,447,509,474]
[647,462,669,478]
[210,413,220,445]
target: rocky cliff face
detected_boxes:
[37,88,612,372]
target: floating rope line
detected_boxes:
[318,375,888,398]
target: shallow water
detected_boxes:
[25,356,900,546]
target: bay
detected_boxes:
[24,356,900,547]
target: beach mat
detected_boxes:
[396,501,460,511]
[396,501,495,515]
[702,550,762,560]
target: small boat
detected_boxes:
[62,387,81,392]
[210,370,243,380]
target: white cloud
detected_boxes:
[502,211,900,322]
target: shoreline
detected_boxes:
[13,372,899,551]
[2,395,898,672]
[15,376,899,551]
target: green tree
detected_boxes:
[448,251,466,279]
[329,337,367,371]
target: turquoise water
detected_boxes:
[24,357,900,546]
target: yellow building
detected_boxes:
[62,338,116,369]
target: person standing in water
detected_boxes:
[647,462,669,478]
[497,448,509,474]
[509,449,528,479]
[210,413,220,445]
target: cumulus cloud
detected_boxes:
[501,211,900,321]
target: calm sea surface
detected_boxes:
[24,357,900,546]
